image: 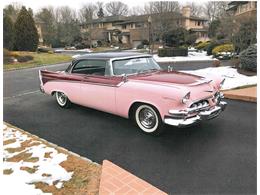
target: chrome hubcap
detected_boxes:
[138,108,156,129]
[57,92,67,105]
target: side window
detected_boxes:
[73,60,88,70]
[72,60,109,76]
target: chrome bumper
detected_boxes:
[164,101,227,127]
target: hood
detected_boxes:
[128,70,207,86]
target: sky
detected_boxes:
[2,0,206,12]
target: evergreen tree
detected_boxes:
[97,8,104,18]
[3,14,14,50]
[14,6,39,51]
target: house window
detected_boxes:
[93,23,99,28]
[135,22,144,28]
[198,21,201,26]
[122,25,126,29]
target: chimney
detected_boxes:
[182,6,191,17]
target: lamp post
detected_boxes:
[148,16,152,54]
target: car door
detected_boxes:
[71,59,120,114]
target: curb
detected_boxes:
[4,61,71,72]
[222,86,257,103]
[223,93,257,102]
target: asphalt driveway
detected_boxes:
[3,62,256,194]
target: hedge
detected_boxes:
[195,41,211,50]
[158,48,188,57]
[212,44,234,55]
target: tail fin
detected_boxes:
[39,70,44,92]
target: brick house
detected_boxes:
[80,6,209,47]
[227,1,257,20]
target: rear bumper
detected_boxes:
[164,101,227,127]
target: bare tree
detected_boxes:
[144,1,180,14]
[54,6,80,45]
[143,1,180,45]
[188,2,204,17]
[204,1,228,21]
[79,3,97,23]
[35,6,56,46]
[128,6,145,16]
[55,6,77,23]
[3,3,23,22]
[105,1,128,16]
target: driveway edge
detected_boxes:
[222,86,257,103]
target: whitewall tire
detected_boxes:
[55,91,71,108]
[134,104,164,135]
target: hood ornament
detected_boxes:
[122,74,128,82]
[168,65,174,72]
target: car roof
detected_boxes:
[76,52,151,60]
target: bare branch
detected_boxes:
[105,1,128,16]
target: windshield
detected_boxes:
[112,57,161,76]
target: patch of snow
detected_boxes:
[55,182,63,189]
[3,125,74,194]
[3,175,52,195]
[182,66,257,90]
[153,51,216,62]
[72,54,81,59]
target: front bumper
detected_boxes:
[164,101,227,127]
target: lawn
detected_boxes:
[4,51,72,71]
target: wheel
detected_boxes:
[134,104,164,135]
[55,91,71,108]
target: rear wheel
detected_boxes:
[55,91,71,108]
[134,104,164,135]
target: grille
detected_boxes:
[189,100,209,112]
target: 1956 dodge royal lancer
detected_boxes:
[39,52,227,135]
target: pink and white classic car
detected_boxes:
[39,52,227,135]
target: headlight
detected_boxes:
[219,78,225,89]
[182,92,190,104]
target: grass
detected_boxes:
[4,51,72,71]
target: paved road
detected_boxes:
[3,62,256,194]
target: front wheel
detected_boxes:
[134,104,164,135]
[55,91,71,108]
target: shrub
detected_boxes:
[137,44,144,49]
[158,48,188,57]
[195,41,211,50]
[212,44,234,55]
[207,42,220,56]
[141,40,149,45]
[3,48,11,57]
[239,45,257,72]
[16,55,33,62]
[3,48,13,63]
[164,27,187,47]
[9,51,20,58]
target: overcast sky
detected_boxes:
[2,0,206,12]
